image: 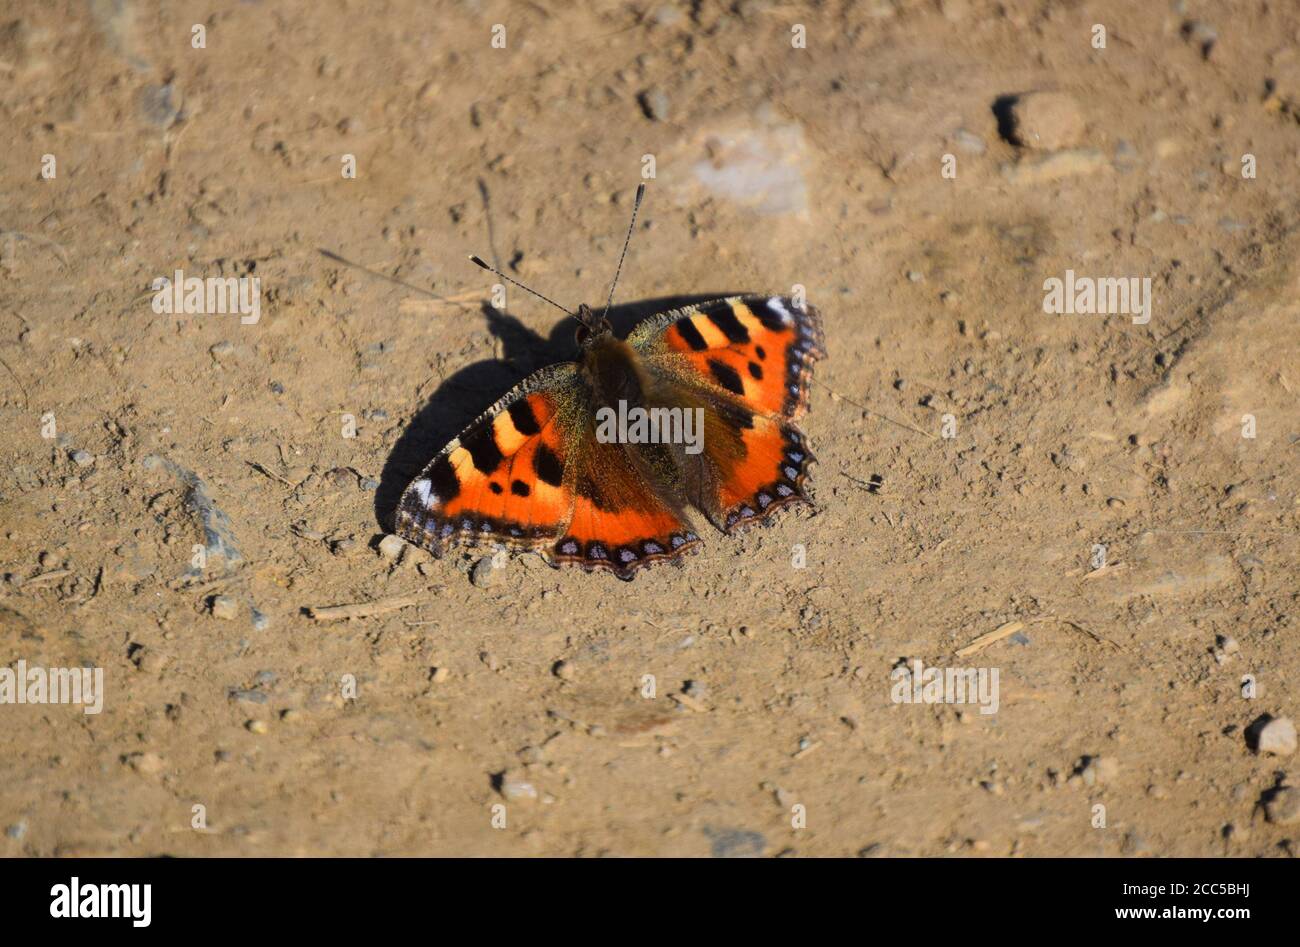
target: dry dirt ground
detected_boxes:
[1,0,1298,857]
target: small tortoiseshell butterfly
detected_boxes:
[394,185,826,579]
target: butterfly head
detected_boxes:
[574,303,612,346]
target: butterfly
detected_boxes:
[393,185,826,579]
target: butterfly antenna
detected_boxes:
[468,255,575,317]
[601,182,646,322]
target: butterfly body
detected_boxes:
[395,294,825,579]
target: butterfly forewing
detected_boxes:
[630,295,826,420]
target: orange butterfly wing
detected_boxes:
[553,419,701,575]
[630,295,825,533]
[397,295,824,576]
[395,364,579,553]
[395,363,701,578]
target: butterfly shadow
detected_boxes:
[374,293,746,533]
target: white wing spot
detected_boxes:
[766,297,793,325]
[411,478,435,506]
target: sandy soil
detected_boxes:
[1,0,1298,857]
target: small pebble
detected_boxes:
[1078,755,1118,786]
[1256,717,1297,756]
[430,666,451,684]
[1004,91,1085,150]
[246,719,269,735]
[70,449,93,467]
[638,87,670,121]
[498,769,538,802]
[125,752,164,775]
[377,534,406,560]
[552,660,575,681]
[471,557,496,587]
[210,594,239,621]
[1264,787,1300,825]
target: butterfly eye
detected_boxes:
[575,324,590,345]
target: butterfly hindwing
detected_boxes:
[553,418,702,577]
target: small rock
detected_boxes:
[125,752,164,775]
[5,821,26,840]
[552,659,575,681]
[246,719,269,735]
[1078,755,1118,786]
[209,594,239,621]
[1217,634,1240,655]
[377,534,406,560]
[326,467,356,489]
[705,827,766,858]
[1256,717,1297,756]
[70,449,94,467]
[1003,91,1085,150]
[228,689,268,705]
[497,769,538,802]
[137,650,169,674]
[430,666,451,684]
[637,87,670,121]
[1120,832,1150,855]
[1264,787,1300,825]
[470,557,496,587]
